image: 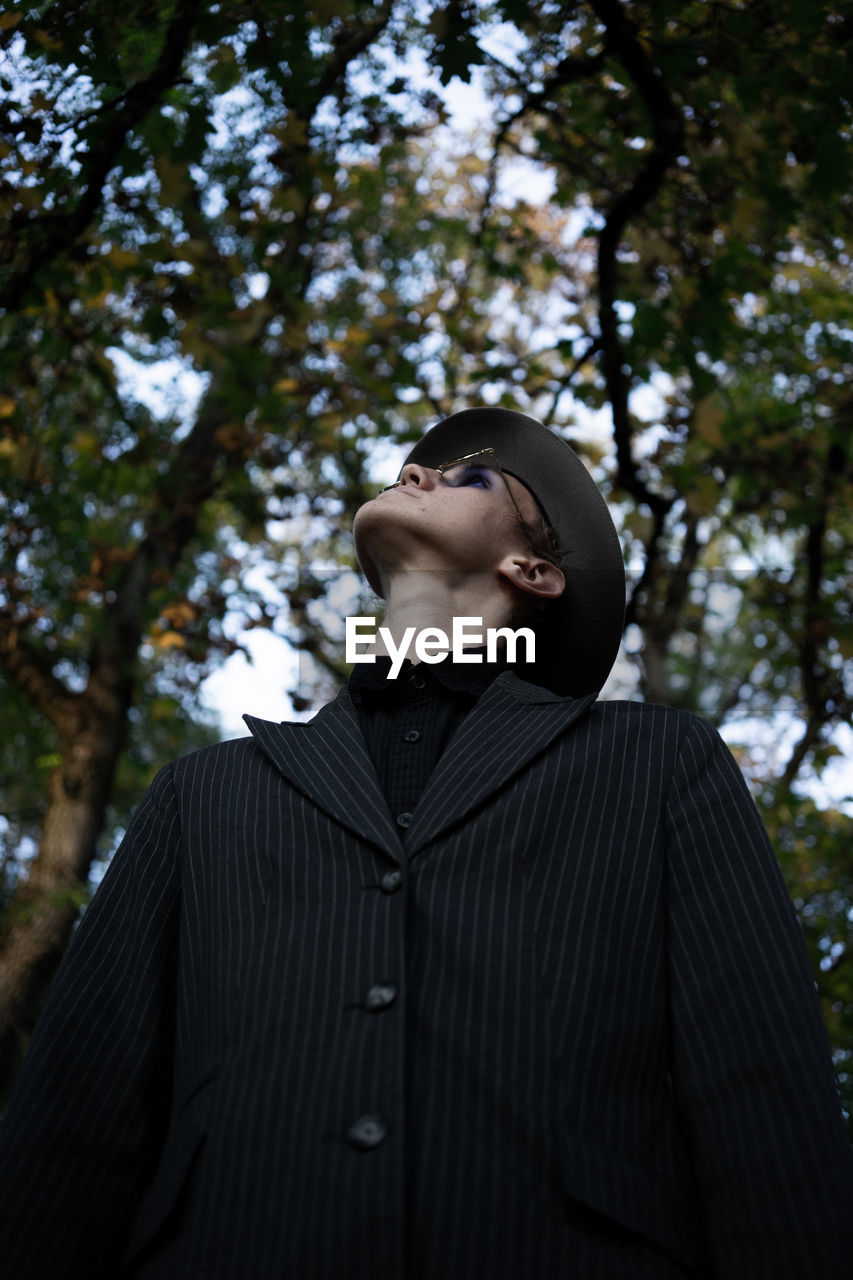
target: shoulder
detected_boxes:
[581,699,738,772]
[166,731,270,787]
[584,697,707,739]
[151,693,351,797]
[500,674,725,751]
[174,731,264,766]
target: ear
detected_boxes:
[497,553,565,601]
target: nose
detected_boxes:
[398,462,439,489]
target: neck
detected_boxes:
[375,570,515,663]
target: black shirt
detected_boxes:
[349,650,508,830]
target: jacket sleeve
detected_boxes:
[0,763,181,1277]
[665,715,853,1278]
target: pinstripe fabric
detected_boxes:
[1,672,851,1278]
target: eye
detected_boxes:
[444,463,492,488]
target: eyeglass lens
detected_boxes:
[438,455,501,487]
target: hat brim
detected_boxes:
[403,407,626,696]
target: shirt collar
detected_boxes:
[349,647,509,706]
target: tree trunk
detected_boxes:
[639,630,673,706]
[0,694,127,1098]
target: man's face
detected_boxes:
[353,455,545,596]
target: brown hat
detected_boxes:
[402,407,625,696]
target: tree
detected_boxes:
[2,0,852,1120]
[437,0,853,1108]
[0,0,443,1091]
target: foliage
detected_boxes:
[1,0,852,1119]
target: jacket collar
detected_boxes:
[244,672,596,865]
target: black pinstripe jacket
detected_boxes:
[1,673,852,1278]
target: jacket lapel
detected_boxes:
[403,673,597,856]
[244,692,405,864]
[244,673,597,864]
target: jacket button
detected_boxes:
[410,672,426,690]
[396,811,413,828]
[365,982,397,1012]
[404,729,421,743]
[380,870,402,894]
[347,1115,387,1150]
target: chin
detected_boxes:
[352,507,385,597]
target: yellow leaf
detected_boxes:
[673,277,699,306]
[731,196,762,238]
[154,155,190,203]
[685,472,720,516]
[155,630,186,651]
[275,115,309,149]
[756,432,791,451]
[103,247,140,271]
[161,602,197,627]
[835,628,853,661]
[693,396,725,447]
[0,12,22,31]
[72,430,99,454]
[33,27,61,50]
[0,395,17,418]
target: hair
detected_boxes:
[518,510,565,570]
[500,468,565,571]
[508,503,566,628]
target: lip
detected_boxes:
[381,484,420,499]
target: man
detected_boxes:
[1,407,851,1278]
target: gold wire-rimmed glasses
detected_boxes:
[380,448,524,522]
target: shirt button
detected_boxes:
[396,811,413,828]
[380,869,402,894]
[410,672,426,690]
[404,729,421,743]
[365,982,397,1012]
[347,1115,387,1150]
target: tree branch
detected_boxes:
[778,430,848,791]
[310,0,395,107]
[476,45,608,243]
[0,620,79,731]
[624,503,669,629]
[0,0,204,311]
[589,0,684,515]
[778,719,824,793]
